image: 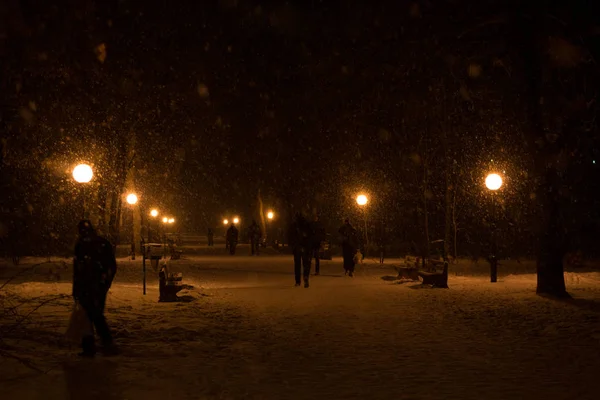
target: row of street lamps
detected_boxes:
[222,211,276,243]
[222,211,274,227]
[125,195,176,259]
[223,217,240,226]
[74,162,504,276]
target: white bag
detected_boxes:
[65,303,92,343]
[354,250,363,265]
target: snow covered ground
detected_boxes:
[1,242,600,399]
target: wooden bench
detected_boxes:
[168,243,183,260]
[426,258,446,271]
[418,260,449,288]
[143,243,165,272]
[395,266,419,280]
[393,257,420,280]
[159,266,184,302]
[404,255,420,267]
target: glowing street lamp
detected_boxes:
[72,163,93,183]
[126,193,138,205]
[72,163,93,219]
[485,173,503,191]
[162,217,169,224]
[150,209,159,218]
[126,193,138,259]
[267,211,274,220]
[485,173,503,283]
[233,217,239,224]
[223,219,229,225]
[168,218,175,224]
[356,194,368,206]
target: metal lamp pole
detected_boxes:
[126,193,138,260]
[356,194,369,257]
[490,193,498,282]
[267,211,274,246]
[485,173,503,283]
[363,208,369,250]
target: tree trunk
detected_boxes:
[444,168,453,262]
[441,80,453,262]
[257,188,266,238]
[108,189,120,246]
[536,169,568,296]
[452,185,458,261]
[516,4,569,297]
[97,184,107,235]
[422,154,430,269]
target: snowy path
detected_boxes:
[1,248,600,399]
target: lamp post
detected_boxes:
[162,216,169,236]
[72,163,93,218]
[168,218,176,246]
[485,173,503,283]
[149,209,159,242]
[232,217,241,243]
[356,194,369,256]
[126,193,138,260]
[161,217,169,257]
[266,211,274,245]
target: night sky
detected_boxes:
[1,0,599,254]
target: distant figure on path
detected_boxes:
[226,223,239,255]
[207,228,214,246]
[311,215,325,275]
[248,220,262,255]
[375,222,387,265]
[288,213,315,288]
[72,220,118,357]
[338,219,358,277]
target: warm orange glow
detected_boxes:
[485,173,503,191]
[126,193,138,205]
[356,194,368,206]
[72,164,93,183]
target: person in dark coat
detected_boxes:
[311,215,325,275]
[288,213,315,288]
[72,220,118,357]
[226,223,239,255]
[248,220,262,255]
[375,221,387,265]
[207,228,214,246]
[339,219,358,277]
